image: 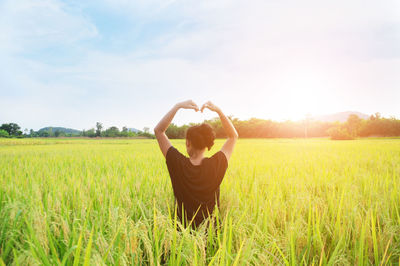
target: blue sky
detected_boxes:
[1,0,399,131]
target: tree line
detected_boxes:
[2,113,400,140]
[165,113,400,140]
[0,122,154,139]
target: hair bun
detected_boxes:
[186,123,216,151]
[199,124,215,150]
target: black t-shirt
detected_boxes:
[166,146,228,227]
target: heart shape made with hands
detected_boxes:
[179,100,218,114]
[183,103,216,124]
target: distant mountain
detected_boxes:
[128,128,140,133]
[38,127,81,134]
[312,111,369,122]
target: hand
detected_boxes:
[200,101,220,113]
[176,100,199,111]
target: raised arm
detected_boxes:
[154,100,199,158]
[201,101,238,161]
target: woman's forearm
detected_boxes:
[154,104,180,134]
[217,109,238,139]
[154,100,199,134]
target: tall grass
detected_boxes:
[0,138,399,265]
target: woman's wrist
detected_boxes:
[174,103,182,110]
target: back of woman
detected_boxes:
[154,100,238,228]
[166,145,228,227]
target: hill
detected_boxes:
[128,128,140,133]
[38,127,81,135]
[312,111,369,122]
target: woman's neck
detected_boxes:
[189,151,205,166]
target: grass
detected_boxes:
[0,138,399,265]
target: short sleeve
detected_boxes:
[211,151,228,184]
[166,146,184,170]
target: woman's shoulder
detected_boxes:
[211,150,228,161]
[166,146,187,160]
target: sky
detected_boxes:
[1,0,399,131]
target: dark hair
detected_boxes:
[186,123,215,151]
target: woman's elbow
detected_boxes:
[154,127,162,135]
[229,132,239,139]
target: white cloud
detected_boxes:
[0,0,97,53]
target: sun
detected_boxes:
[279,70,335,120]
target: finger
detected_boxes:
[201,103,210,112]
[188,100,197,109]
[200,104,206,112]
[202,103,210,112]
[192,104,199,112]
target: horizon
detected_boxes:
[13,110,396,132]
[1,0,399,130]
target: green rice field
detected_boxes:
[0,138,399,265]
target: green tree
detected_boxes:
[96,122,103,137]
[327,126,353,140]
[39,131,50,137]
[104,126,120,137]
[120,126,129,137]
[346,114,362,137]
[86,128,96,138]
[0,123,22,136]
[0,129,9,138]
[165,123,188,139]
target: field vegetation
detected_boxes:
[0,138,399,265]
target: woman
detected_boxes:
[154,100,238,228]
